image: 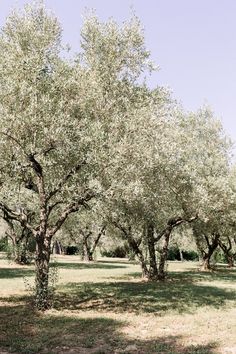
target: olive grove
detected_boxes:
[0,2,235,310]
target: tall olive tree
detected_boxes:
[0,4,95,309]
[0,4,155,309]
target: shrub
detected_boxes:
[101,246,128,258]
[66,246,79,255]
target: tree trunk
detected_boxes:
[89,226,106,261]
[226,254,234,268]
[15,230,32,265]
[193,227,219,271]
[82,239,93,261]
[218,239,235,268]
[52,240,63,255]
[200,254,212,271]
[158,229,171,280]
[127,235,148,278]
[146,222,158,280]
[179,248,184,262]
[112,222,149,279]
[15,240,27,264]
[35,234,52,310]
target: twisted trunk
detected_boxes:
[219,238,235,268]
[200,234,219,271]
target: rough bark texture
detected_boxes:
[158,229,171,280]
[146,222,158,280]
[35,234,52,310]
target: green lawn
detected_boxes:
[0,253,236,354]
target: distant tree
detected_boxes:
[1,211,34,264]
[62,206,106,261]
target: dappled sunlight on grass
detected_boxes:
[0,268,35,279]
[0,255,236,353]
[52,261,129,270]
[0,301,218,354]
[54,278,236,315]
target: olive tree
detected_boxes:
[106,105,232,278]
[0,4,155,309]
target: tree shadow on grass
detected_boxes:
[54,278,236,315]
[52,262,128,270]
[0,301,218,354]
[124,266,236,283]
[97,259,138,265]
[169,267,236,283]
[0,268,34,279]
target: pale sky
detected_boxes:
[1,0,236,146]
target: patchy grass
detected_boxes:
[0,253,236,353]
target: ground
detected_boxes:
[0,253,236,354]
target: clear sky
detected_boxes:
[1,0,236,145]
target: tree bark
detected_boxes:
[158,229,171,280]
[82,240,93,261]
[35,234,52,310]
[200,254,212,271]
[146,222,158,280]
[200,235,219,271]
[193,225,219,271]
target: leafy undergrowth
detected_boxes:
[0,253,236,354]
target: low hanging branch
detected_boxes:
[154,214,198,243]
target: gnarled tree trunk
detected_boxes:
[35,234,52,310]
[219,238,235,268]
[199,234,219,271]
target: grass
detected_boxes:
[0,253,236,353]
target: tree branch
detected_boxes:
[0,202,36,235]
[91,225,106,255]
[46,161,86,202]
[154,214,198,243]
[48,191,95,237]
[1,132,27,156]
